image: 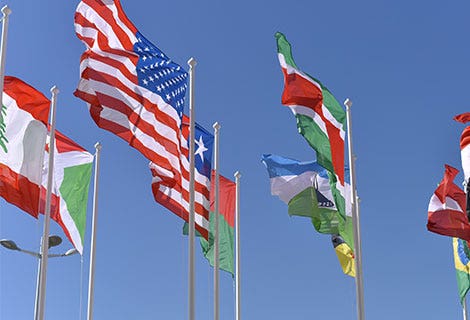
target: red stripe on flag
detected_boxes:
[81,0,136,50]
[3,76,50,125]
[280,69,345,185]
[210,172,236,228]
[0,163,41,218]
[427,164,470,241]
[152,187,209,240]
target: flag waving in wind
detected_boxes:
[275,32,351,246]
[150,116,213,239]
[427,165,470,241]
[40,131,94,254]
[74,0,187,188]
[262,153,345,234]
[0,76,50,217]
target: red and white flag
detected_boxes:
[0,76,50,217]
[427,164,470,241]
[455,113,470,183]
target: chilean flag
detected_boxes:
[427,165,470,241]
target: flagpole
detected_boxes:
[87,142,102,320]
[37,86,59,320]
[234,171,241,320]
[212,122,221,320]
[187,57,197,320]
[0,5,11,121]
[344,98,365,320]
[464,298,468,320]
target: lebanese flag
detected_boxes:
[0,76,50,217]
[427,164,470,241]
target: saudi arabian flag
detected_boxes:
[275,32,352,246]
[0,76,50,217]
[40,131,94,255]
[262,154,346,235]
[453,238,470,304]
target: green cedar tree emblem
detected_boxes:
[0,105,8,153]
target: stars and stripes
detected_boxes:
[150,116,213,239]
[74,0,211,238]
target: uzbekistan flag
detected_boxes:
[427,165,470,241]
[262,154,346,234]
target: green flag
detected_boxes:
[184,172,236,275]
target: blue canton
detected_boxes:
[134,32,188,117]
[194,123,213,180]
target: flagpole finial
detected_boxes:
[94,142,102,151]
[344,98,352,109]
[187,57,197,68]
[1,6,11,16]
[213,122,221,131]
[50,85,59,95]
[234,171,241,179]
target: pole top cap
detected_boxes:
[1,6,11,16]
[50,85,59,95]
[344,98,352,108]
[187,57,197,68]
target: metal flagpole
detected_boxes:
[234,171,241,320]
[0,5,11,123]
[187,57,197,320]
[344,98,365,320]
[464,298,468,320]
[34,239,42,320]
[37,86,59,320]
[87,142,102,320]
[212,122,220,320]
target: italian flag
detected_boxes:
[275,32,353,247]
[0,76,50,217]
[40,131,94,255]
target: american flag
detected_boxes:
[74,0,211,238]
[150,116,213,239]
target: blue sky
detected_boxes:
[1,0,470,319]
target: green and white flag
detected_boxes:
[41,131,94,255]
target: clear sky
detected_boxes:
[1,0,470,319]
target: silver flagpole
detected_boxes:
[0,5,11,122]
[37,86,59,320]
[234,171,241,320]
[344,98,365,320]
[464,298,468,320]
[187,57,197,320]
[87,142,102,320]
[212,122,220,320]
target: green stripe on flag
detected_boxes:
[288,186,344,234]
[200,211,234,275]
[295,114,335,175]
[275,32,298,69]
[59,162,93,246]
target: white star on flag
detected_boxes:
[195,136,208,162]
